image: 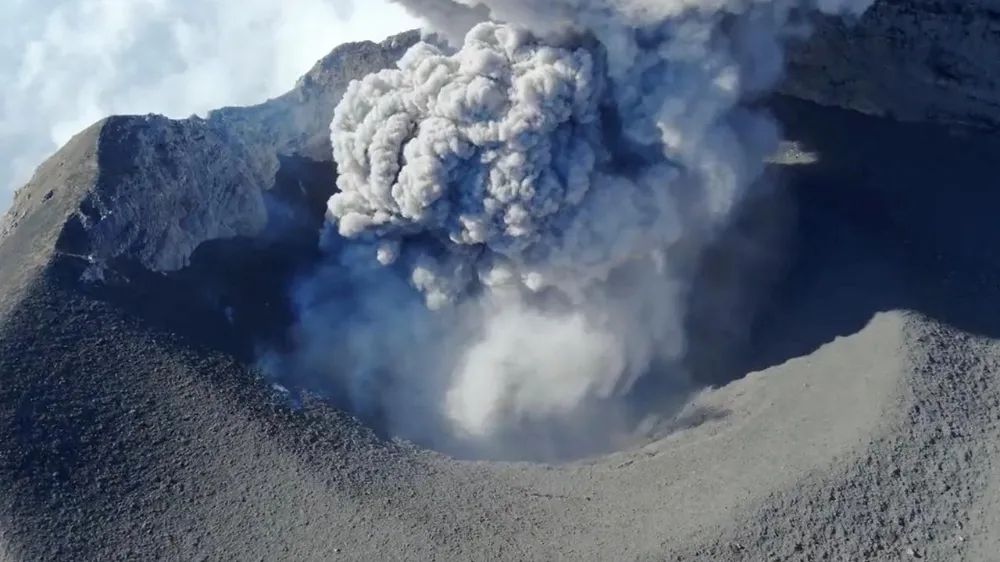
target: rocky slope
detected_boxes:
[782,0,1000,127]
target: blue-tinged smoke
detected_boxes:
[271,0,873,461]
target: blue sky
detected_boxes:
[0,0,421,211]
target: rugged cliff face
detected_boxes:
[782,0,1000,127]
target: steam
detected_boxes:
[275,0,872,460]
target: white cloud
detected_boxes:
[0,0,421,211]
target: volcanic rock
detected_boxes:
[781,0,1000,127]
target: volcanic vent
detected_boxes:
[260,0,874,462]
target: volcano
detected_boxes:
[3,12,1000,562]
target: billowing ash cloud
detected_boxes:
[273,0,873,461]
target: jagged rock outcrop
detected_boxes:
[782,0,1000,127]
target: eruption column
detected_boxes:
[281,0,873,460]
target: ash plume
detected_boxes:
[271,0,873,461]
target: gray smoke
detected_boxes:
[273,0,872,461]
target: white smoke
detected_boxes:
[0,0,420,212]
[276,0,872,460]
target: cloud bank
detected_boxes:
[0,0,421,211]
[271,0,874,461]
